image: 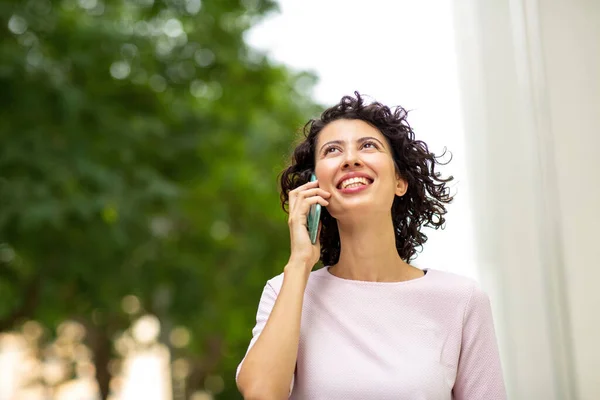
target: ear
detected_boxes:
[395,174,408,197]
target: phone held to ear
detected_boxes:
[307,173,321,244]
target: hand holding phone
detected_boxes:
[307,173,322,244]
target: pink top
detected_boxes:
[237,267,506,400]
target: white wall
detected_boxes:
[451,0,600,399]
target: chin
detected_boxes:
[330,200,387,219]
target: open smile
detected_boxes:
[337,177,374,194]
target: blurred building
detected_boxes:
[0,316,173,400]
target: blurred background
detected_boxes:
[0,0,598,399]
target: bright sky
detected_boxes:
[246,0,478,279]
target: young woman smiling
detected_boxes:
[236,93,506,400]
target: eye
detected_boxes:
[362,140,379,149]
[322,145,340,155]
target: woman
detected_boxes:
[236,93,506,400]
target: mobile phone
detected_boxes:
[307,173,321,244]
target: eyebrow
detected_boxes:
[318,136,386,153]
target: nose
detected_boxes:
[342,150,363,169]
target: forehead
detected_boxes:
[316,119,386,147]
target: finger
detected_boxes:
[297,188,331,199]
[296,196,329,214]
[290,188,329,212]
[289,182,316,209]
[289,196,329,223]
[289,179,319,196]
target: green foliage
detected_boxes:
[0,0,321,397]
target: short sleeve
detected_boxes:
[452,284,507,400]
[235,281,295,395]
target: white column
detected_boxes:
[537,1,600,398]
[451,0,600,399]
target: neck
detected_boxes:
[329,213,423,282]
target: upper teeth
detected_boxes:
[340,177,371,189]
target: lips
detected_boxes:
[339,176,371,189]
[336,172,374,189]
[338,181,372,194]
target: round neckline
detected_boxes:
[321,266,431,285]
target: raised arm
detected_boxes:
[236,179,330,400]
[236,263,309,400]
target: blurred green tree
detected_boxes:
[0,0,321,398]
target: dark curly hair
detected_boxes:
[279,92,453,264]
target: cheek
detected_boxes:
[369,159,400,191]
[314,161,337,185]
[366,156,396,177]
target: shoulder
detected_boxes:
[264,272,285,293]
[425,270,495,327]
[425,269,489,304]
[263,267,328,294]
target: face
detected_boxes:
[314,119,407,219]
